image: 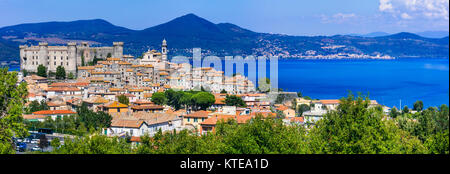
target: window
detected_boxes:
[194,118,198,123]
[187,118,190,122]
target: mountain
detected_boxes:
[0,14,448,62]
[415,31,449,38]
[349,32,391,37]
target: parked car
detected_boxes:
[31,139,39,144]
[31,146,41,151]
[16,142,27,152]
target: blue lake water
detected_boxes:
[273,58,449,108]
[7,58,449,108]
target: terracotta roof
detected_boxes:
[107,57,121,61]
[110,120,144,128]
[130,136,141,142]
[32,110,76,115]
[185,110,210,118]
[49,82,89,87]
[320,100,341,104]
[129,89,144,92]
[78,66,95,70]
[140,92,152,98]
[131,105,164,110]
[289,117,304,123]
[47,102,65,107]
[22,114,47,120]
[105,101,128,108]
[276,105,290,111]
[31,75,47,80]
[133,100,154,105]
[84,97,109,104]
[109,88,124,92]
[46,87,81,92]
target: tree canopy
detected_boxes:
[0,68,28,154]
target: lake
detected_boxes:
[274,58,449,108]
[7,58,449,108]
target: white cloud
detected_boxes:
[379,0,449,20]
[379,0,394,12]
[401,12,412,19]
[320,13,357,24]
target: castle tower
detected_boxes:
[67,42,77,74]
[161,39,168,61]
[38,42,49,71]
[113,42,124,58]
[19,45,27,71]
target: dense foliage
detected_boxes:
[49,93,449,154]
[224,95,246,107]
[37,64,47,77]
[55,66,66,80]
[0,68,28,154]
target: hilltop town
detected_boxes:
[14,39,391,151]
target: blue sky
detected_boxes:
[0,0,448,36]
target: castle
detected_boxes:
[19,42,123,74]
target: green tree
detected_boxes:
[37,64,47,77]
[67,72,75,79]
[81,55,85,66]
[403,105,410,114]
[77,103,112,131]
[118,94,130,106]
[165,89,183,110]
[107,53,112,58]
[224,95,246,107]
[413,101,424,111]
[53,135,132,154]
[308,93,426,154]
[297,92,303,98]
[297,104,310,116]
[22,69,28,77]
[424,130,449,154]
[51,138,61,149]
[0,68,28,154]
[390,106,400,118]
[220,89,227,94]
[151,92,167,105]
[56,65,66,80]
[192,92,215,110]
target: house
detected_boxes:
[183,110,210,130]
[101,101,129,113]
[108,112,183,137]
[46,87,82,99]
[47,101,68,110]
[106,119,148,137]
[276,105,296,118]
[131,104,164,113]
[200,114,252,135]
[22,114,47,122]
[31,110,76,120]
[83,96,110,112]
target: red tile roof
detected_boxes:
[46,87,81,92]
[32,110,76,115]
[185,110,210,118]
